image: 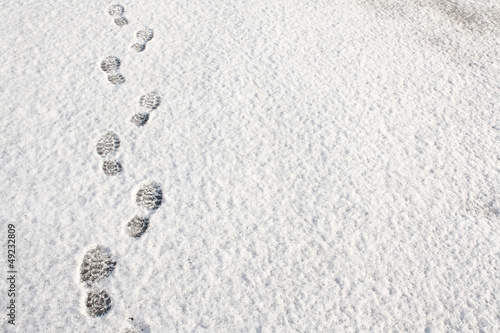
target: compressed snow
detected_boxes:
[1,0,500,331]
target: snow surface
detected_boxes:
[1,0,500,331]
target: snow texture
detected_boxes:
[120,318,148,333]
[2,0,500,331]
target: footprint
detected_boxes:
[137,29,154,42]
[136,182,163,210]
[79,246,116,317]
[96,132,123,176]
[131,29,154,52]
[103,160,122,176]
[131,43,146,53]
[108,73,126,85]
[126,216,150,238]
[86,290,112,317]
[80,245,117,287]
[139,91,161,110]
[96,131,120,157]
[108,5,128,26]
[130,113,149,127]
[130,92,160,127]
[100,56,125,85]
[107,4,123,16]
[100,56,120,73]
[127,183,161,239]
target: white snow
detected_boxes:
[1,0,500,331]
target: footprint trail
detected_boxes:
[81,5,163,327]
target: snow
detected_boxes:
[1,0,500,331]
